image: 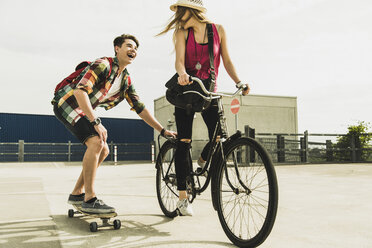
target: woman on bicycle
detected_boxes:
[158,0,250,216]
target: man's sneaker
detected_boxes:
[67,193,85,205]
[176,199,194,216]
[81,199,115,214]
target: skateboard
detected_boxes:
[68,204,121,232]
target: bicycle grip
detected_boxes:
[236,82,248,90]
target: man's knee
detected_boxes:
[101,144,110,159]
[180,139,192,143]
[85,136,105,153]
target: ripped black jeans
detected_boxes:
[174,104,219,190]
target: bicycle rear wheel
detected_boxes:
[156,140,178,218]
[215,137,278,247]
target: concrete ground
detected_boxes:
[0,162,371,248]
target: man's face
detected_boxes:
[115,39,137,64]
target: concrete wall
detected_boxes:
[154,94,297,159]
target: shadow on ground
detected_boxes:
[0,219,61,248]
[0,213,235,248]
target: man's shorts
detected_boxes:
[53,103,98,144]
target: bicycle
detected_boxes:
[155,77,278,248]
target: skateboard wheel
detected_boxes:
[90,222,98,232]
[68,209,74,218]
[113,219,121,230]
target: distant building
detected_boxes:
[154,94,298,159]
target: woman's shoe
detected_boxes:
[176,199,194,216]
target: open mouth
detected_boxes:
[128,53,135,59]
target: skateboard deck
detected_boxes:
[68,204,121,232]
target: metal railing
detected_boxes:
[191,126,372,164]
[0,140,155,162]
[2,127,371,164]
[244,126,372,163]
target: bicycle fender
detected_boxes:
[155,139,177,170]
[223,130,242,144]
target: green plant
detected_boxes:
[334,121,372,161]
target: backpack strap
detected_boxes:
[207,23,215,92]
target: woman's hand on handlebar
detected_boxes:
[236,82,250,96]
[178,73,192,86]
[242,83,250,96]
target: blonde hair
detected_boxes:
[157,6,210,44]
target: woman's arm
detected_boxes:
[219,24,241,84]
[175,29,190,85]
[219,24,250,95]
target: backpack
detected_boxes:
[54,57,113,94]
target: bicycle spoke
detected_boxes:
[216,138,278,246]
[156,142,179,218]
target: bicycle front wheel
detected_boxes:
[156,140,178,218]
[215,137,278,247]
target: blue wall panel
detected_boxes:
[0,112,153,143]
[0,113,153,162]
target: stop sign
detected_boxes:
[230,98,240,114]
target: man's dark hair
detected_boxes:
[113,34,139,55]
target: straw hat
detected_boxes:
[170,0,207,13]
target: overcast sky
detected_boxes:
[0,0,371,134]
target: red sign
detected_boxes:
[230,98,240,114]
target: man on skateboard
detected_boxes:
[52,34,176,214]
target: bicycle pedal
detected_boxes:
[195,167,208,176]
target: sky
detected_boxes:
[0,0,371,134]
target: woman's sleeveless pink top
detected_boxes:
[185,23,221,92]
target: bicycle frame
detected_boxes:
[156,77,278,247]
[157,77,250,203]
[183,77,250,198]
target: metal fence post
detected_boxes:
[277,135,285,162]
[114,145,117,165]
[18,140,24,162]
[355,134,361,162]
[244,125,249,137]
[151,141,155,163]
[244,125,256,162]
[245,125,256,162]
[300,137,305,162]
[68,141,71,162]
[326,140,333,162]
[110,141,114,161]
[350,134,356,162]
[154,141,157,162]
[244,125,249,162]
[304,130,309,163]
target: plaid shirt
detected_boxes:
[52,57,145,125]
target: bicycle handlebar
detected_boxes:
[182,76,247,100]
